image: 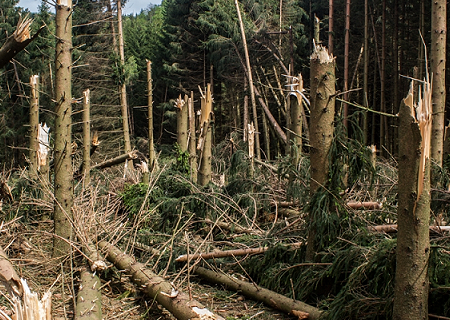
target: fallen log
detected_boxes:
[75,267,102,320]
[175,247,268,263]
[98,240,224,320]
[368,224,450,233]
[347,201,382,210]
[91,151,138,171]
[194,266,322,320]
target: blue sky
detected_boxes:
[18,0,162,15]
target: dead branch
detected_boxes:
[0,15,44,69]
[194,266,322,320]
[98,240,225,320]
[175,247,268,263]
[204,218,260,235]
[368,225,450,233]
[347,201,383,210]
[91,151,138,171]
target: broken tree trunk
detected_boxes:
[176,247,268,262]
[198,84,213,186]
[82,89,91,186]
[188,91,198,183]
[194,266,322,320]
[393,81,431,320]
[75,267,102,320]
[176,94,188,152]
[0,15,44,68]
[369,225,450,234]
[90,151,138,171]
[29,75,40,178]
[98,240,224,320]
[306,44,336,261]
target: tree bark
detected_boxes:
[117,0,132,164]
[343,0,350,129]
[82,89,91,186]
[363,0,369,144]
[91,151,138,171]
[328,0,334,54]
[29,75,39,178]
[176,247,268,262]
[75,268,102,320]
[393,83,431,320]
[198,84,213,186]
[53,0,74,259]
[98,241,224,320]
[188,91,198,183]
[235,0,261,159]
[194,266,322,320]
[176,94,189,152]
[0,16,44,69]
[306,45,335,261]
[147,60,157,171]
[430,0,447,166]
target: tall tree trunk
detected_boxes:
[430,0,447,166]
[147,60,156,170]
[29,75,39,178]
[188,91,198,183]
[117,0,132,162]
[176,94,188,152]
[243,76,249,142]
[380,0,387,155]
[235,0,261,160]
[343,0,350,129]
[53,0,74,258]
[363,0,369,144]
[306,45,335,261]
[290,75,303,165]
[328,0,333,54]
[82,89,91,186]
[198,84,213,186]
[393,83,431,320]
[392,0,399,155]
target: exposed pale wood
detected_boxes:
[347,201,382,210]
[194,266,322,320]
[0,16,44,68]
[369,225,450,234]
[98,241,224,320]
[0,246,22,297]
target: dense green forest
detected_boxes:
[1,0,450,319]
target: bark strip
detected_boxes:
[176,247,268,263]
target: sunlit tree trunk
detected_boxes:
[53,0,73,258]
[147,60,156,170]
[393,83,431,320]
[306,45,335,261]
[235,0,261,160]
[117,0,132,163]
[328,0,333,54]
[29,75,39,178]
[430,0,446,166]
[82,89,91,186]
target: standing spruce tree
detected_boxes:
[53,0,73,258]
[430,0,446,166]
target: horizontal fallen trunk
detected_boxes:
[98,240,224,320]
[91,151,138,171]
[204,218,260,235]
[369,224,450,233]
[176,247,268,263]
[194,266,322,320]
[347,201,382,210]
[75,267,102,320]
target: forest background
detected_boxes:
[1,0,450,319]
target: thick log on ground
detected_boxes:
[176,247,268,262]
[194,266,322,320]
[369,224,450,233]
[98,240,224,320]
[347,201,383,210]
[0,16,44,68]
[75,267,102,320]
[91,151,138,171]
